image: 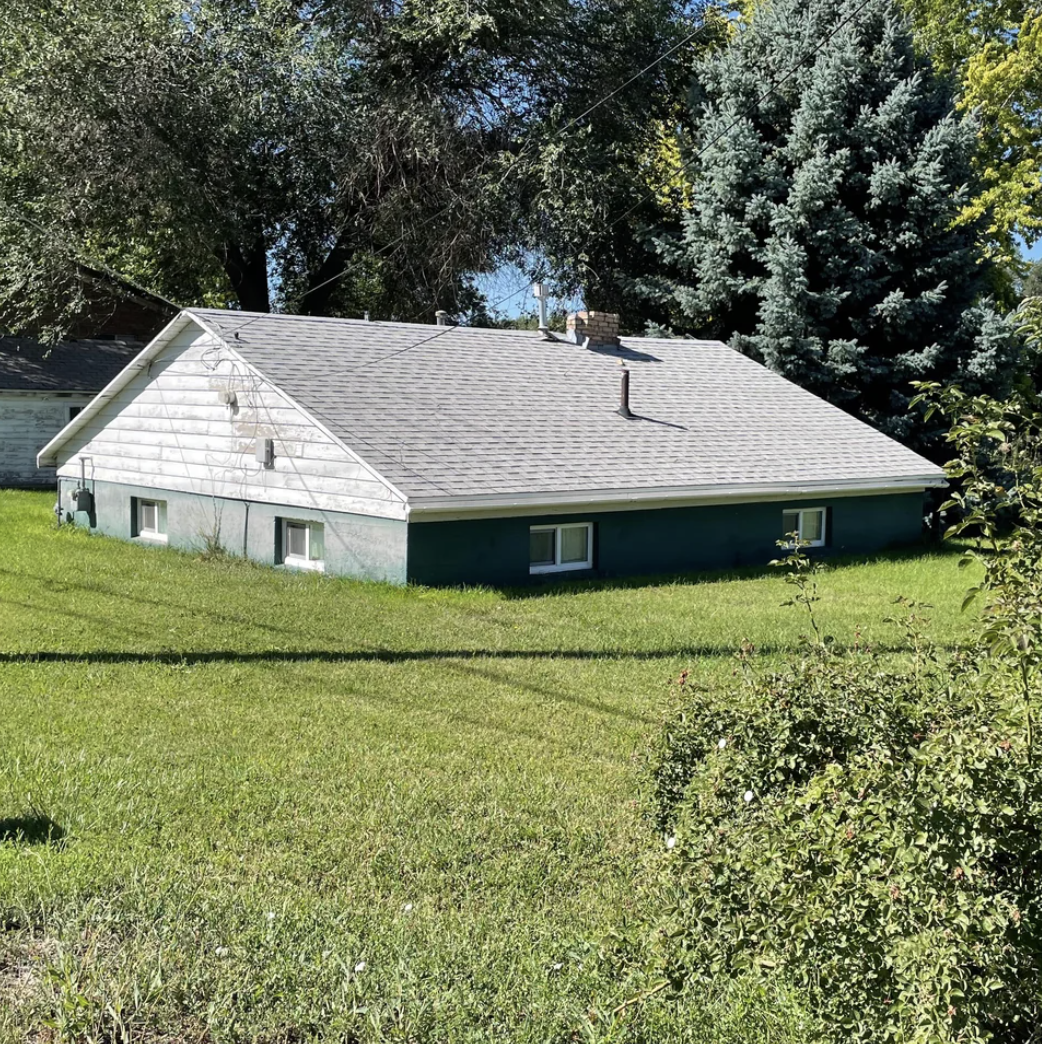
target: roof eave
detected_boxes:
[406,474,946,519]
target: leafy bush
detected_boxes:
[652,388,1042,1044]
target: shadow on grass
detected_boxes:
[496,541,965,599]
[0,815,65,846]
[0,641,962,666]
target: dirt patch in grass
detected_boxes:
[0,932,57,1039]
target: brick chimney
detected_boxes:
[567,310,620,347]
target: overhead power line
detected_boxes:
[299,0,879,372]
[219,13,719,343]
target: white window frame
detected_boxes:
[529,522,594,574]
[136,498,166,543]
[782,506,826,548]
[281,519,324,572]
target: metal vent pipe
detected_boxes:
[619,368,634,419]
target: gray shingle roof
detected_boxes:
[0,336,143,393]
[188,309,944,504]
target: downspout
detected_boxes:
[242,501,250,559]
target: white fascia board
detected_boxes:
[185,310,410,508]
[407,474,946,521]
[36,312,195,467]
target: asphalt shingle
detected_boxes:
[0,337,143,393]
[188,309,944,503]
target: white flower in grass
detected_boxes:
[744,790,754,804]
[665,836,677,850]
[215,946,229,958]
[718,738,727,750]
[354,961,366,973]
[552,962,563,972]
[265,911,276,922]
[403,903,413,913]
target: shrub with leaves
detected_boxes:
[653,518,1042,1041]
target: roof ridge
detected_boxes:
[188,308,732,348]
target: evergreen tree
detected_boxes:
[648,0,1021,449]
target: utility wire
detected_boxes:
[226,10,719,340]
[285,0,879,373]
[0,200,186,316]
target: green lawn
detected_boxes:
[0,491,975,1042]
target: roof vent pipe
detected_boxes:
[532,283,553,340]
[618,367,634,419]
[435,310,449,326]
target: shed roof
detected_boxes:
[0,336,143,393]
[183,309,944,508]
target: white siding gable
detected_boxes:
[52,321,407,520]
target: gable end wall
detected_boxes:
[51,322,406,520]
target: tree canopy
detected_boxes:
[646,0,1021,450]
[0,0,699,336]
[903,0,1042,262]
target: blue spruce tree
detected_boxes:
[649,0,1020,448]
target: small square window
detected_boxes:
[134,498,166,542]
[281,519,324,571]
[782,507,826,548]
[529,523,593,574]
[66,405,84,423]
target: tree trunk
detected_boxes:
[223,239,271,313]
[297,241,351,317]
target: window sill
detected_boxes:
[282,556,325,573]
[530,561,593,575]
[134,533,168,545]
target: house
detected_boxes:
[37,308,945,585]
[0,337,147,488]
[1,276,173,488]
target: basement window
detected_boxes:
[133,498,167,543]
[281,519,325,572]
[782,507,826,548]
[529,522,593,574]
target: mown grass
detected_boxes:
[0,490,975,1042]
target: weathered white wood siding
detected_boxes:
[53,323,407,519]
[1,392,95,487]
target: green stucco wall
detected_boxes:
[405,493,926,587]
[58,478,408,584]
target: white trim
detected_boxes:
[529,521,593,574]
[135,497,167,544]
[410,477,943,521]
[782,505,826,548]
[281,518,324,572]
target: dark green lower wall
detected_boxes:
[406,493,926,587]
